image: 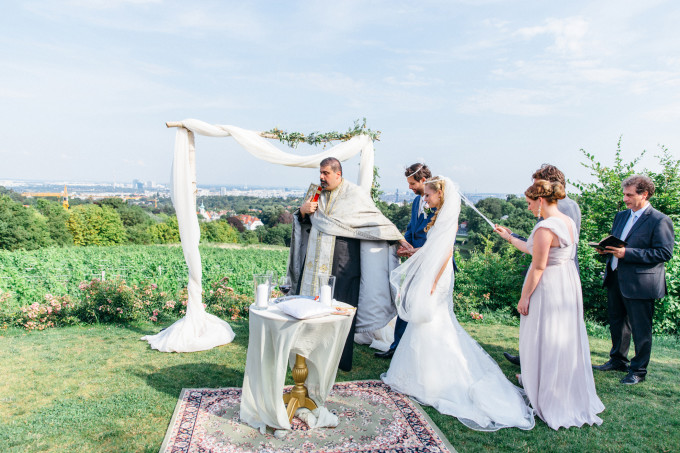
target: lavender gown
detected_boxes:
[521,216,605,430]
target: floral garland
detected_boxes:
[265,118,380,148]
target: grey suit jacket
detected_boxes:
[603,205,675,299]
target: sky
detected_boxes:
[1,0,679,194]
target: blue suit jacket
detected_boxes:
[404,196,433,248]
[603,205,674,299]
[404,196,459,271]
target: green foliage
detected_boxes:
[0,244,289,307]
[35,199,73,246]
[454,247,531,314]
[98,197,155,244]
[66,204,127,246]
[266,118,380,148]
[572,137,640,243]
[147,216,180,244]
[240,229,260,244]
[0,185,26,203]
[462,196,535,254]
[0,195,53,250]
[203,276,251,321]
[260,223,293,246]
[200,220,239,243]
[376,200,411,232]
[371,166,383,204]
[75,278,175,324]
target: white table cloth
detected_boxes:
[239,302,355,432]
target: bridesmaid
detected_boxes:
[495,180,604,430]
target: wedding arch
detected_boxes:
[142,119,381,352]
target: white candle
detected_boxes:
[320,284,332,306]
[256,283,269,308]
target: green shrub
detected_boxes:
[203,276,251,321]
[13,294,77,330]
[454,246,530,314]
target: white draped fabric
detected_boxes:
[142,119,375,353]
[240,303,355,432]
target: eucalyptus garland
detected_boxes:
[265,118,380,148]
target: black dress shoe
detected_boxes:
[503,352,521,366]
[374,349,395,359]
[592,360,629,372]
[621,373,645,385]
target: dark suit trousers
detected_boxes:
[331,237,361,372]
[606,270,655,376]
[389,316,408,350]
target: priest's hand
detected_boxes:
[300,197,318,217]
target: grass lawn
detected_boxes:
[1,320,679,453]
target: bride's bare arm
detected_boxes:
[517,228,553,315]
[431,250,454,295]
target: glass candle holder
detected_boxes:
[253,274,273,308]
[316,274,336,306]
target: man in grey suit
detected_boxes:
[593,175,675,384]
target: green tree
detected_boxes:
[376,200,411,232]
[66,204,127,246]
[35,199,73,246]
[0,195,52,250]
[240,229,260,244]
[200,220,239,243]
[147,216,180,244]
[261,223,293,246]
[98,198,154,244]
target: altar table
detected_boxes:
[239,302,355,432]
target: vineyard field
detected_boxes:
[0,244,289,308]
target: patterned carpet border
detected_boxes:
[160,380,456,453]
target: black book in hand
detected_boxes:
[588,235,627,251]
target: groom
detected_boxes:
[375,163,434,359]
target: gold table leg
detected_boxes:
[282,354,318,423]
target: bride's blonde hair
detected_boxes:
[424,177,446,232]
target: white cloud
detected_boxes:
[457,88,557,116]
[515,17,589,56]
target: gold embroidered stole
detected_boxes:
[300,181,344,296]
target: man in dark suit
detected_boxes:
[593,175,674,384]
[375,163,434,359]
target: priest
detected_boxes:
[288,157,412,371]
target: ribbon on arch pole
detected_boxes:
[142,119,376,352]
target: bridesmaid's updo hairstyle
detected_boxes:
[524,179,566,204]
[424,177,446,232]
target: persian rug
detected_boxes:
[160,380,457,453]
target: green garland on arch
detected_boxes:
[265,118,380,148]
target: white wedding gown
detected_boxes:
[382,177,535,431]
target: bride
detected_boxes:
[382,176,535,431]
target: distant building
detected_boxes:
[458,221,469,237]
[237,214,264,230]
[220,187,227,196]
